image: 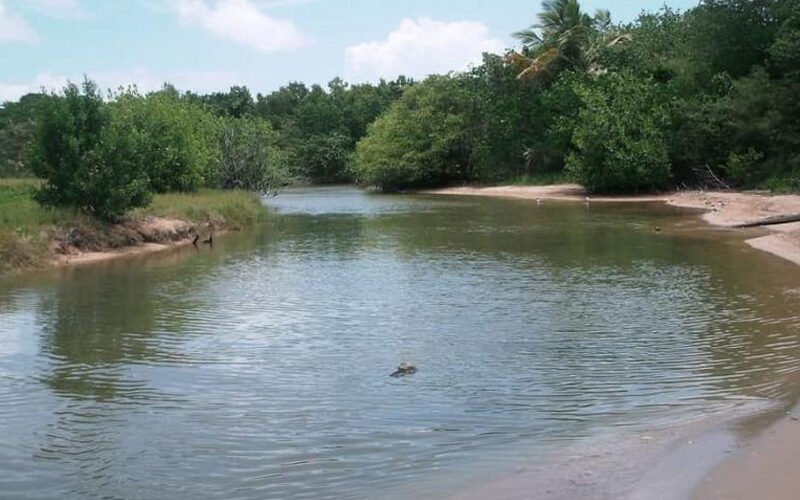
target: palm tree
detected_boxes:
[510,0,628,80]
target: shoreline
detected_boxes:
[30,184,800,272]
[423,184,800,268]
[443,404,769,500]
[423,184,800,499]
[7,184,799,497]
[0,188,267,275]
[51,217,223,268]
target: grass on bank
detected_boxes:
[0,178,268,274]
[133,189,268,229]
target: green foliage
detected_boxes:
[29,80,152,221]
[111,87,219,193]
[726,148,766,186]
[468,54,551,181]
[605,8,690,87]
[512,0,628,81]
[5,0,800,199]
[684,0,788,82]
[769,6,800,76]
[353,76,473,191]
[255,78,410,183]
[0,94,44,177]
[535,71,587,172]
[295,133,351,183]
[669,67,800,188]
[564,72,671,193]
[217,116,290,193]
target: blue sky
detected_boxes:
[0,0,699,102]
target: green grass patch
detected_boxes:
[0,180,268,274]
[134,189,268,229]
[0,178,83,231]
[0,179,75,273]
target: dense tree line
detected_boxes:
[354,0,800,193]
[1,0,799,219]
[0,76,410,219]
[0,93,43,178]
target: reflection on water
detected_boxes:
[1,187,799,499]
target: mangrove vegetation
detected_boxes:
[1,0,799,272]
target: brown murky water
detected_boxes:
[1,187,799,499]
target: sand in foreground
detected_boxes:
[695,410,800,500]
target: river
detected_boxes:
[1,187,799,499]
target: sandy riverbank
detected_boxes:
[667,190,800,267]
[52,217,218,268]
[694,407,800,500]
[425,184,800,499]
[424,185,800,268]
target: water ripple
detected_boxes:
[1,188,799,499]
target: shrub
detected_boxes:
[353,76,472,191]
[29,80,152,221]
[217,116,290,193]
[295,133,351,184]
[564,71,672,193]
[111,87,220,193]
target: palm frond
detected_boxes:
[509,48,560,80]
[513,28,544,47]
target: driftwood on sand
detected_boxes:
[733,213,800,228]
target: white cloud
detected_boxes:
[345,18,503,82]
[0,0,39,43]
[174,0,311,52]
[0,68,242,102]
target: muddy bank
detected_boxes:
[52,216,219,267]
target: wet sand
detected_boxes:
[425,184,800,499]
[695,407,800,500]
[425,185,800,268]
[443,404,772,500]
[666,190,800,267]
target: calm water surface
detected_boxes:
[2,187,800,499]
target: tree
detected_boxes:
[0,93,44,177]
[684,0,790,82]
[217,116,290,193]
[564,71,672,193]
[30,80,151,220]
[254,78,410,183]
[769,5,800,77]
[468,53,552,180]
[353,76,474,191]
[295,133,352,183]
[111,86,220,193]
[511,0,628,80]
[187,85,255,118]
